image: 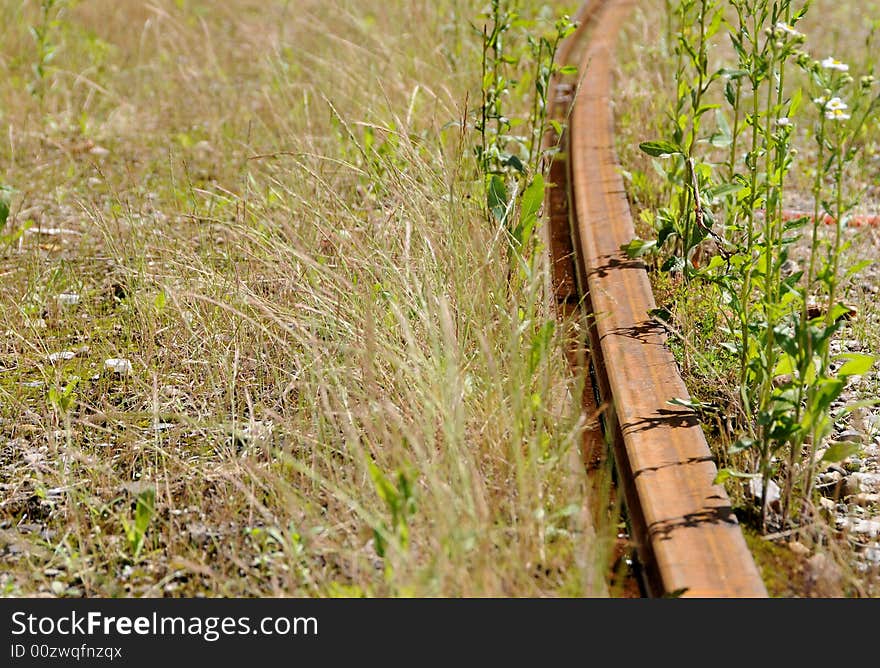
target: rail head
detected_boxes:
[546,0,768,598]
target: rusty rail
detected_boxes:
[545,0,768,597]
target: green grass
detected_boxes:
[0,0,613,597]
[614,0,880,594]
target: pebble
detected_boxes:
[844,339,864,351]
[186,522,217,546]
[839,517,880,536]
[844,476,861,497]
[850,407,874,433]
[788,540,811,557]
[845,472,880,496]
[104,358,133,375]
[851,493,880,507]
[836,429,865,443]
[780,259,799,277]
[749,476,782,511]
[48,351,76,363]
[826,463,847,476]
[817,470,844,497]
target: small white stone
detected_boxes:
[749,476,782,510]
[48,351,76,362]
[26,227,81,236]
[852,493,880,507]
[104,358,133,375]
[845,472,880,495]
[842,518,880,536]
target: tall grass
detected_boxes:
[0,0,612,596]
[620,0,880,528]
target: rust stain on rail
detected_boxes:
[545,0,767,597]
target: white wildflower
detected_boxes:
[775,22,803,38]
[104,358,133,375]
[821,57,850,72]
[826,97,848,111]
[777,117,792,127]
[825,108,851,121]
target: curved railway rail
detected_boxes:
[544,0,768,597]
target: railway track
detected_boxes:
[544,0,768,597]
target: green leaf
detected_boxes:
[667,396,711,411]
[729,438,756,455]
[520,175,544,228]
[821,441,860,463]
[716,109,731,137]
[708,182,744,199]
[134,488,155,539]
[514,175,544,248]
[662,587,690,598]
[845,259,873,279]
[826,303,852,323]
[714,468,758,485]
[620,237,657,258]
[127,487,156,559]
[789,87,803,117]
[648,306,671,322]
[661,255,685,273]
[703,255,726,272]
[368,461,397,508]
[837,353,875,378]
[811,378,846,416]
[503,154,525,174]
[639,140,682,157]
[773,354,796,377]
[528,320,555,374]
[0,184,12,230]
[724,80,737,106]
[696,105,720,117]
[487,175,509,224]
[709,131,732,148]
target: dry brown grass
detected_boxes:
[0,0,613,597]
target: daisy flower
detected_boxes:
[775,22,803,38]
[821,57,849,72]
